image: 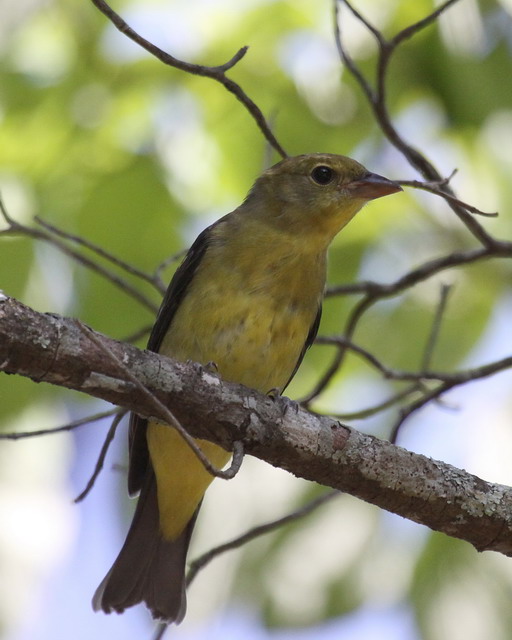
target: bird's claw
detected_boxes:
[187,359,219,375]
[266,388,300,417]
[204,361,219,375]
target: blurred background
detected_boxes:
[1,0,512,638]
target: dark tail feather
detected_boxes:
[92,470,197,623]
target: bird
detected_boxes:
[92,153,402,623]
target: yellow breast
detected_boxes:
[149,221,327,539]
[159,229,325,392]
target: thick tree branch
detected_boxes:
[2,294,512,556]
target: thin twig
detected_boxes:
[389,354,512,443]
[334,0,504,248]
[390,283,452,441]
[34,215,161,289]
[337,0,385,45]
[316,335,512,385]
[0,408,119,440]
[153,249,187,292]
[77,321,244,480]
[332,385,423,420]
[186,490,340,586]
[327,246,511,300]
[399,180,498,217]
[0,193,16,226]
[333,2,375,102]
[420,284,452,371]
[315,334,395,379]
[390,380,454,444]
[391,0,462,47]
[404,356,512,385]
[1,200,158,313]
[121,323,153,344]
[314,329,512,438]
[90,0,287,159]
[74,410,127,502]
[301,296,374,404]
[315,243,511,403]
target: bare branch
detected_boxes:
[420,283,452,371]
[121,323,153,344]
[316,336,512,387]
[302,295,374,404]
[399,180,499,218]
[89,0,287,159]
[333,0,509,248]
[331,386,422,421]
[34,216,162,290]
[3,295,512,556]
[0,408,119,440]
[0,197,158,313]
[390,380,456,444]
[74,410,127,503]
[391,0,462,47]
[337,0,386,46]
[153,249,187,293]
[333,2,375,103]
[186,490,340,586]
[327,246,512,301]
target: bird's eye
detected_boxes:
[311,165,335,185]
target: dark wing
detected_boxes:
[147,226,214,353]
[281,305,322,393]
[127,225,213,495]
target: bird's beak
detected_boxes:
[346,173,402,200]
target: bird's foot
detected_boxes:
[266,388,300,416]
[204,361,219,375]
[187,359,219,376]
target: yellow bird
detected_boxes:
[93,153,401,622]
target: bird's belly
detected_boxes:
[160,288,315,393]
[150,275,318,540]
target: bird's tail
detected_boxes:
[92,470,196,623]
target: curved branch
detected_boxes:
[310,244,511,402]
[2,294,512,556]
[74,410,126,503]
[334,0,509,248]
[399,179,498,218]
[0,408,119,440]
[0,198,158,313]
[186,490,339,586]
[90,0,287,159]
[326,246,511,300]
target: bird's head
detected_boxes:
[244,153,402,246]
